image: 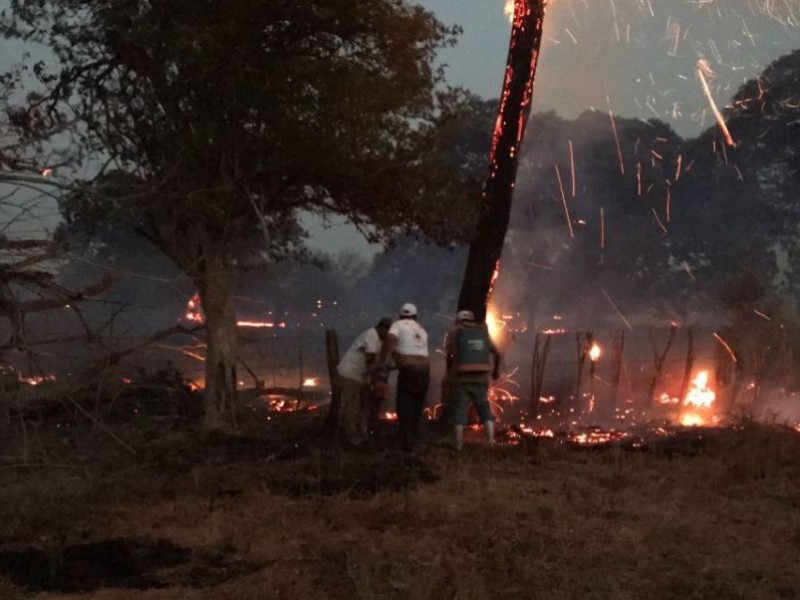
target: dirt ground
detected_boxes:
[1,401,800,600]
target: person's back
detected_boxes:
[445,311,500,450]
[451,322,493,377]
[338,329,380,384]
[336,318,392,446]
[389,318,429,366]
[378,303,430,451]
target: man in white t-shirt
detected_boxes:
[377,303,430,451]
[337,317,392,446]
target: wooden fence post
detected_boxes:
[647,324,677,406]
[529,333,552,420]
[678,328,694,403]
[610,330,625,412]
[324,329,341,431]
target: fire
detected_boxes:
[265,394,301,412]
[503,0,514,23]
[570,429,627,446]
[680,414,706,427]
[680,370,716,426]
[486,307,505,341]
[185,293,203,323]
[302,377,319,388]
[184,293,285,329]
[20,374,57,386]
[588,342,602,362]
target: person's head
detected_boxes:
[398,303,418,320]
[375,317,392,340]
[456,310,476,325]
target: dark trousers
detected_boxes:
[396,365,430,451]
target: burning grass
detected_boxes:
[1,411,800,599]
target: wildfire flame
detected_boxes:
[20,374,57,386]
[680,370,716,426]
[503,0,515,23]
[486,307,505,342]
[588,342,602,362]
[184,293,285,329]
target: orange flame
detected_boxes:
[680,370,715,426]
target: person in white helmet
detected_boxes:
[444,309,501,450]
[376,303,430,451]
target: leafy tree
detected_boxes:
[1,0,478,431]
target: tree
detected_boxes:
[457,0,548,321]
[1,0,478,431]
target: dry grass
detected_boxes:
[2,416,800,599]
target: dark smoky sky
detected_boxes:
[421,0,800,137]
[3,1,798,255]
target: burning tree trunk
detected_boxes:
[196,265,238,432]
[458,0,548,320]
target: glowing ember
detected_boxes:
[185,293,203,323]
[658,393,680,405]
[265,394,301,412]
[697,58,737,148]
[184,293,285,329]
[379,411,398,422]
[237,321,276,329]
[20,374,57,386]
[570,429,628,446]
[713,332,738,363]
[588,342,602,362]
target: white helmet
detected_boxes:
[399,303,418,317]
[456,310,475,323]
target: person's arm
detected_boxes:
[444,329,455,372]
[376,334,397,369]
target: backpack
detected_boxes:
[455,324,492,373]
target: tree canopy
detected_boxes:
[1,0,481,430]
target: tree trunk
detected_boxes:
[458,0,548,320]
[197,267,238,433]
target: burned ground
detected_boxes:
[1,402,800,599]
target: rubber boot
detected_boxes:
[454,425,465,451]
[484,420,495,446]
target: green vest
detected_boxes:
[455,324,492,373]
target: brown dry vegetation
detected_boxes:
[1,409,800,600]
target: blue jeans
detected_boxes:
[450,382,494,426]
[396,366,430,451]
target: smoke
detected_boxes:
[434,0,800,138]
